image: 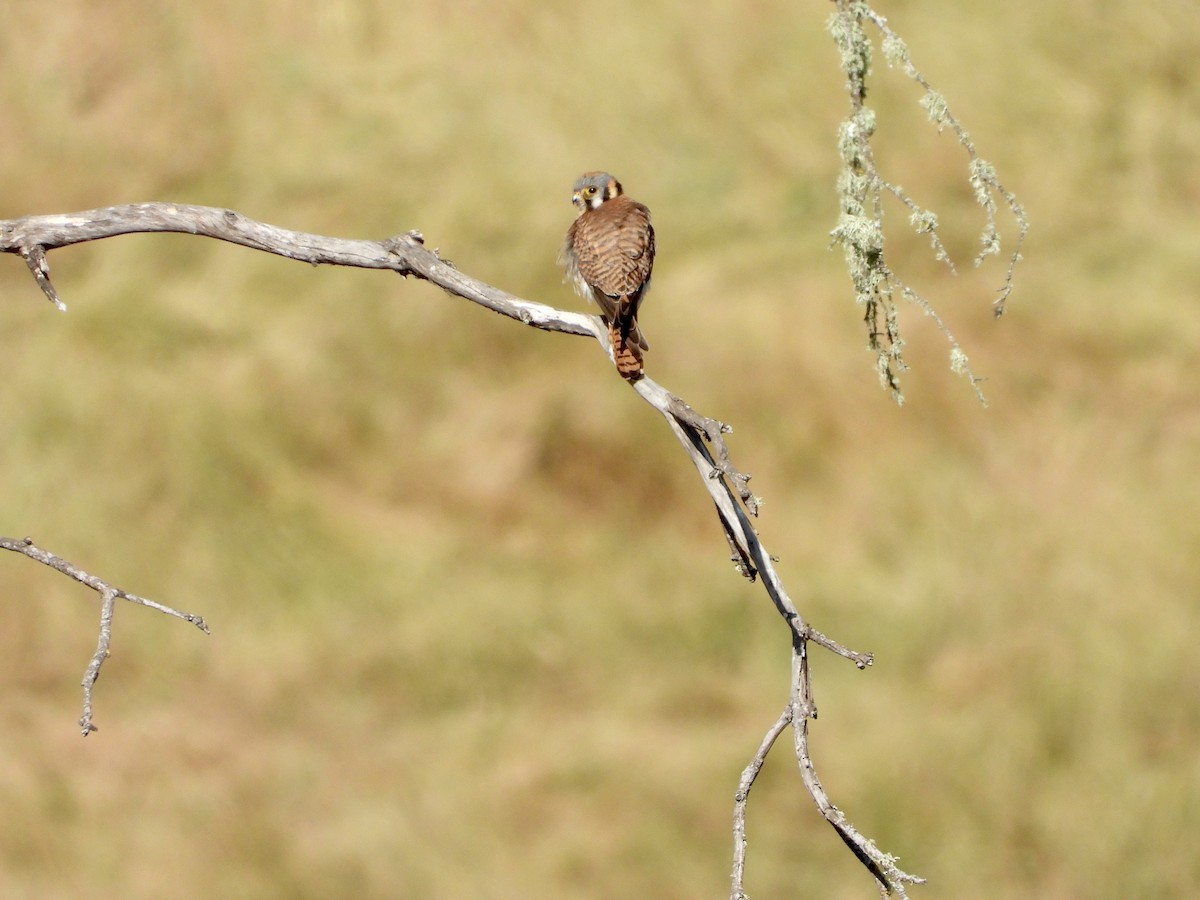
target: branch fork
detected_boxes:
[0,536,209,735]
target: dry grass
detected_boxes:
[2,1,1198,897]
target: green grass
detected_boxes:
[2,1,1199,897]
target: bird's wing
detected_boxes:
[573,199,653,309]
[563,198,655,354]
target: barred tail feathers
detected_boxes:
[608,320,644,381]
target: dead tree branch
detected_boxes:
[0,536,210,734]
[2,202,919,891]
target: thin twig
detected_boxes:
[731,706,793,900]
[809,625,874,669]
[20,244,66,311]
[79,588,117,735]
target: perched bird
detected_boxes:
[559,172,655,380]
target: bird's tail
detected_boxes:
[608,320,644,381]
[610,297,647,380]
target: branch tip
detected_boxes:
[19,243,68,311]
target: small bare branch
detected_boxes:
[19,244,67,310]
[731,706,792,900]
[808,625,874,669]
[663,390,758,516]
[1,536,209,733]
[0,536,209,631]
[79,588,117,735]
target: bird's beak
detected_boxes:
[571,192,582,209]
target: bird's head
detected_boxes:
[571,171,623,212]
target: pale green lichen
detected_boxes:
[881,32,908,68]
[828,0,1028,403]
[918,90,951,132]
[949,347,969,375]
[969,158,1000,212]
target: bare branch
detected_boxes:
[20,243,67,311]
[79,588,117,735]
[0,536,210,734]
[808,624,874,669]
[3,201,909,890]
[731,706,792,900]
[0,203,599,340]
[790,640,925,896]
[638,378,916,890]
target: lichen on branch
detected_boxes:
[829,0,1029,405]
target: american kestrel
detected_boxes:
[559,172,655,380]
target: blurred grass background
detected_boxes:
[2,1,1198,897]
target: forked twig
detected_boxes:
[0,536,209,734]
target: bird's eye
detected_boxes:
[584,186,597,196]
